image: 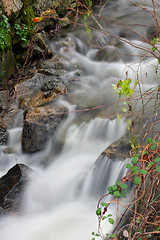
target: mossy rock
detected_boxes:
[0,49,15,85]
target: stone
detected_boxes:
[2,0,23,16]
[32,32,53,59]
[20,83,67,108]
[14,73,45,99]
[22,106,68,153]
[0,164,31,214]
[0,120,8,145]
[102,135,132,161]
[94,46,121,62]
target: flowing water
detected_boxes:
[0,1,160,239]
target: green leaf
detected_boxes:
[154,158,160,163]
[102,216,107,221]
[107,214,112,217]
[92,232,95,235]
[105,234,109,239]
[95,233,100,237]
[101,202,108,207]
[131,166,139,172]
[92,238,95,240]
[121,191,126,197]
[113,191,120,198]
[147,137,152,144]
[110,233,117,238]
[131,156,139,165]
[108,218,114,225]
[116,180,121,186]
[146,235,151,238]
[96,208,101,216]
[140,169,148,175]
[108,186,113,194]
[133,170,139,174]
[134,176,141,185]
[137,237,143,240]
[143,150,148,155]
[122,107,127,112]
[152,47,156,52]
[121,183,128,189]
[156,165,160,173]
[151,145,156,151]
[111,185,118,191]
[126,163,131,168]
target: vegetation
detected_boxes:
[87,0,160,239]
[0,15,11,51]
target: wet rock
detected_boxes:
[102,135,132,161]
[32,32,53,59]
[2,0,23,16]
[0,120,8,145]
[15,73,45,99]
[94,46,121,62]
[0,164,31,214]
[22,106,68,153]
[18,79,67,109]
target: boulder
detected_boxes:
[0,164,31,214]
[94,46,121,62]
[32,32,53,60]
[0,120,8,145]
[22,106,68,153]
[102,135,132,161]
[2,0,23,16]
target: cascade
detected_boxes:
[0,1,159,239]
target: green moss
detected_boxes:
[20,0,36,36]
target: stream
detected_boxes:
[0,0,160,239]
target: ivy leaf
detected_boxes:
[121,192,126,197]
[101,202,108,207]
[134,176,141,185]
[147,137,152,144]
[111,185,118,191]
[154,158,160,163]
[131,166,139,172]
[140,169,148,175]
[131,156,139,165]
[96,208,101,216]
[121,183,128,189]
[108,218,114,225]
[156,165,160,173]
[95,233,100,237]
[116,180,121,186]
[151,144,156,151]
[126,163,131,168]
[110,233,117,238]
[113,191,120,198]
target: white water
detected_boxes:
[0,1,160,239]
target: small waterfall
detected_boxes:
[0,0,159,239]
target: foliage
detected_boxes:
[0,15,11,51]
[14,22,29,45]
[92,134,160,239]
